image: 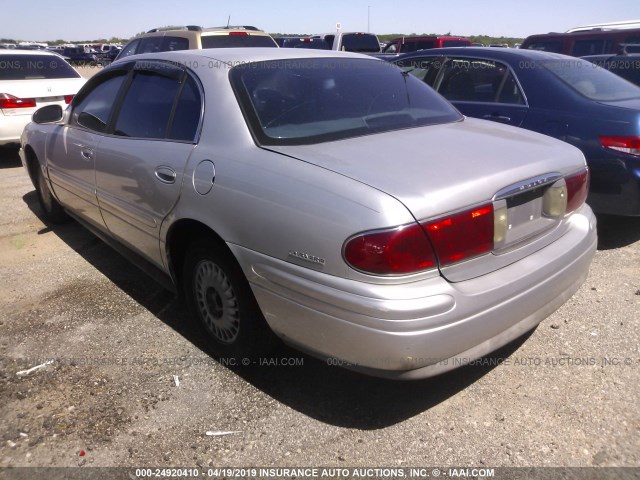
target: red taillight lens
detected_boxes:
[64,95,74,104]
[422,204,494,266]
[343,223,436,275]
[600,136,640,157]
[0,94,37,109]
[229,31,249,36]
[565,168,590,214]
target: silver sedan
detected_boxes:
[20,49,597,379]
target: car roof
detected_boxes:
[111,47,373,66]
[393,46,575,62]
[0,49,61,57]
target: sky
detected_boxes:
[3,0,640,42]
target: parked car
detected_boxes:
[392,47,640,216]
[383,36,471,54]
[521,27,640,56]
[1,50,85,147]
[20,49,596,379]
[60,46,98,66]
[582,51,640,86]
[116,25,277,61]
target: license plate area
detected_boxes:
[493,174,565,252]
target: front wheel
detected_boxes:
[183,239,275,360]
[34,163,68,224]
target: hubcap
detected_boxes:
[194,260,240,344]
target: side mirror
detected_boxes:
[33,105,64,124]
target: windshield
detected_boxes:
[0,54,80,79]
[541,58,640,101]
[231,58,463,145]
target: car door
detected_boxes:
[432,57,529,127]
[94,61,202,268]
[46,68,129,230]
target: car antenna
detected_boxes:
[226,16,231,28]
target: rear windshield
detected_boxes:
[230,58,462,145]
[201,35,277,48]
[0,54,80,79]
[542,59,640,101]
[340,34,380,53]
[596,58,640,86]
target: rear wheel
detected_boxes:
[183,239,275,361]
[34,163,68,224]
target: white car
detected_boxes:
[1,50,85,147]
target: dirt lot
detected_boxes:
[0,147,639,474]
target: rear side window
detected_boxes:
[112,66,201,141]
[524,40,563,53]
[114,71,180,139]
[396,57,443,85]
[442,40,470,48]
[437,58,525,104]
[572,39,612,56]
[72,73,127,133]
[0,55,80,79]
[201,35,277,48]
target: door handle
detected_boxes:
[483,114,512,123]
[155,166,177,184]
[80,148,94,160]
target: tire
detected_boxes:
[34,163,69,224]
[183,239,275,361]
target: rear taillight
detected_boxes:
[600,136,640,157]
[0,94,36,109]
[565,168,590,214]
[229,31,248,36]
[422,204,494,266]
[343,223,436,275]
[64,95,74,104]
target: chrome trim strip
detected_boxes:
[493,173,562,201]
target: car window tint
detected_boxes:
[437,58,524,104]
[114,70,181,139]
[72,73,127,133]
[0,54,80,79]
[542,59,640,101]
[163,36,189,51]
[442,40,470,48]
[604,59,640,86]
[201,35,276,48]
[572,39,611,57]
[138,37,164,54]
[396,57,442,86]
[525,41,562,53]
[231,57,462,145]
[118,39,140,58]
[168,76,201,142]
[340,34,380,52]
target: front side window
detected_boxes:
[436,58,525,104]
[231,58,462,146]
[71,72,127,133]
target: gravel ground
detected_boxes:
[0,147,639,473]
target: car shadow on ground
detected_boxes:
[0,146,22,168]
[23,190,532,429]
[596,214,640,250]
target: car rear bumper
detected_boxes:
[231,206,597,379]
[0,113,31,146]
